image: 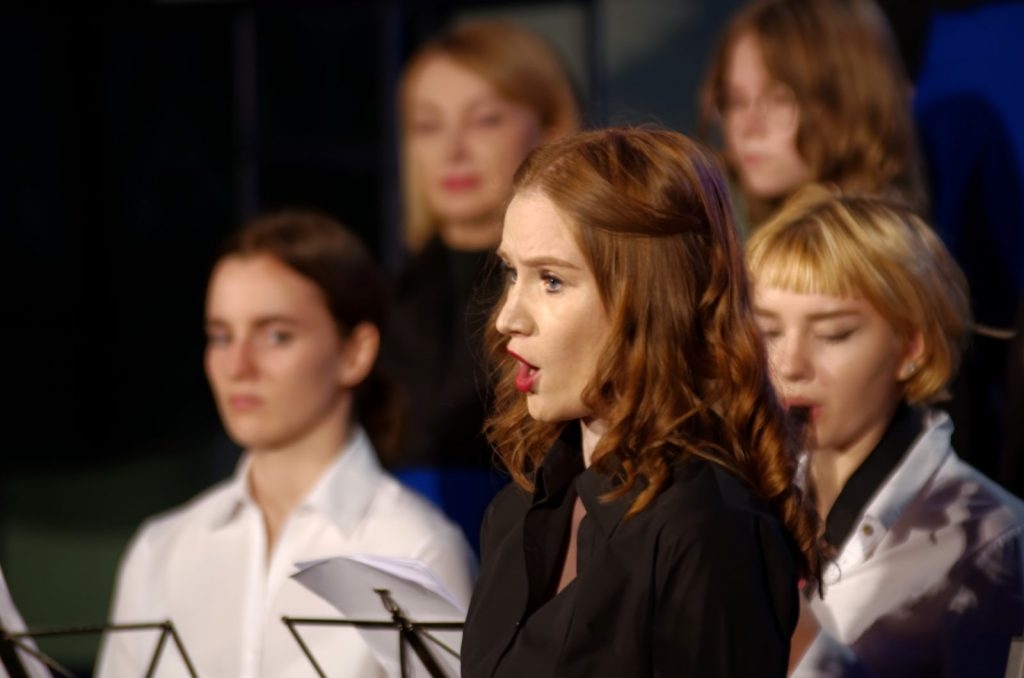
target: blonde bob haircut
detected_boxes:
[699,0,924,222]
[398,19,582,253]
[746,185,971,404]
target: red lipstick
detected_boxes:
[508,350,538,393]
[441,175,480,191]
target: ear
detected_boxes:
[337,322,380,389]
[897,330,926,381]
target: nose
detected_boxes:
[442,122,469,162]
[733,102,768,138]
[226,336,258,380]
[495,285,531,337]
[769,331,812,383]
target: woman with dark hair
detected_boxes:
[460,127,822,676]
[96,211,475,678]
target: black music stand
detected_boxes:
[283,588,463,678]
[1,621,197,678]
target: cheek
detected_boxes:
[410,138,443,176]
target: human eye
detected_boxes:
[541,271,563,293]
[205,327,230,347]
[410,116,441,135]
[719,91,747,116]
[754,317,781,339]
[766,83,795,104]
[473,110,505,128]
[263,327,294,346]
[818,328,856,344]
[501,259,517,286]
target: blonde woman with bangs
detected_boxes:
[461,127,823,677]
[699,0,924,233]
[747,185,1024,676]
[381,19,581,471]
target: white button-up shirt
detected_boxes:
[796,409,1024,676]
[95,428,476,678]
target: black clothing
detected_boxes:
[379,237,500,468]
[461,426,799,677]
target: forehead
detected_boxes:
[754,285,875,319]
[206,254,325,319]
[726,31,771,87]
[409,55,499,108]
[499,192,582,261]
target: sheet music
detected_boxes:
[292,556,465,678]
[0,564,52,678]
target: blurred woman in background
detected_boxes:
[381,19,581,471]
[700,0,923,234]
[97,211,475,678]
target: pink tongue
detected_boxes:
[517,362,532,380]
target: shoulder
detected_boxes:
[123,478,239,558]
[936,456,1024,557]
[365,474,468,543]
[641,459,798,591]
[651,459,790,549]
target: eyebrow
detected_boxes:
[205,315,301,328]
[496,251,583,271]
[411,96,507,115]
[754,307,862,321]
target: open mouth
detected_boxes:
[508,350,538,393]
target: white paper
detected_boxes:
[291,555,466,678]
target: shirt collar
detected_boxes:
[533,424,640,537]
[858,408,954,533]
[209,427,384,536]
[825,403,924,549]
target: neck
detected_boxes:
[808,407,898,519]
[580,418,606,468]
[247,399,353,553]
[438,216,502,252]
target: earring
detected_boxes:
[903,362,918,379]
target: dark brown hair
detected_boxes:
[486,127,822,580]
[217,210,400,457]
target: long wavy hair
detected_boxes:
[216,210,401,458]
[699,0,925,225]
[398,19,582,252]
[485,127,821,580]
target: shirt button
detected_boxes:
[861,524,874,536]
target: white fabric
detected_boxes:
[794,409,1024,676]
[95,428,476,678]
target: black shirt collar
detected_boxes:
[824,403,925,549]
[534,424,641,536]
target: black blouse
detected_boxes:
[461,426,799,677]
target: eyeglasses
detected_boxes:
[718,84,798,129]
